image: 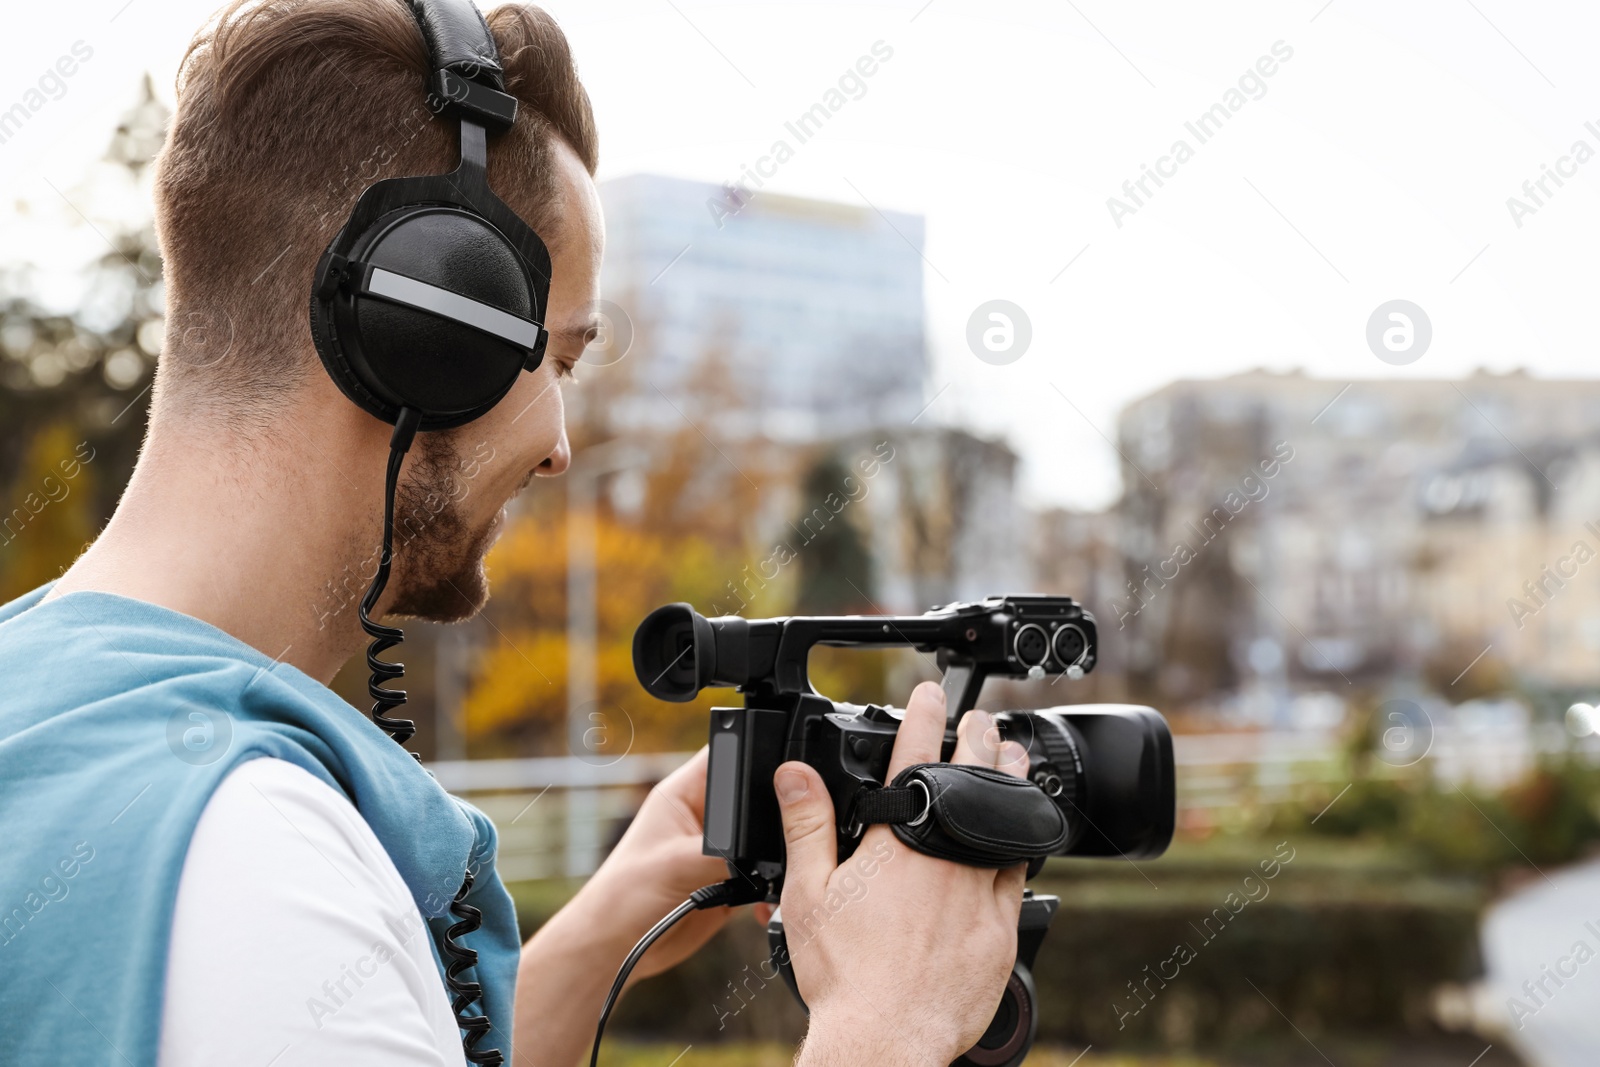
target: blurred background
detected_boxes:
[7,0,1600,1064]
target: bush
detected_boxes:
[547,864,1486,1052]
[1288,777,1411,838]
[1292,757,1600,876]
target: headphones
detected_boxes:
[307,4,551,1064]
[310,0,552,438]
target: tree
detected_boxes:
[792,453,875,615]
[459,486,736,757]
[0,77,168,600]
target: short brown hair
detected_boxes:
[153,0,597,419]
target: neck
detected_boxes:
[50,391,390,684]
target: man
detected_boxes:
[0,1,1030,1064]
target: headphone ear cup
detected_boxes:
[311,207,539,430]
[309,267,393,423]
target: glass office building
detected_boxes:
[598,174,928,440]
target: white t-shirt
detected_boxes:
[159,758,468,1066]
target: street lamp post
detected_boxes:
[565,440,643,877]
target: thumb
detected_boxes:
[775,762,837,900]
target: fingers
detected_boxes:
[775,761,838,901]
[951,709,999,767]
[885,681,949,780]
[662,830,737,884]
[950,710,1030,779]
[994,739,1030,779]
[656,746,710,820]
[753,902,775,926]
[993,862,1027,915]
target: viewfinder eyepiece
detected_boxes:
[633,603,714,701]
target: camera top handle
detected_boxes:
[632,594,1097,721]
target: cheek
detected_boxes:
[476,368,567,478]
[515,362,564,429]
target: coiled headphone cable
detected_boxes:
[359,406,504,1066]
[361,407,423,754]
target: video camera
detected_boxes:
[632,594,1175,1067]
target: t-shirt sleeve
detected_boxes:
[159,757,466,1067]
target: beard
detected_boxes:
[385,430,499,623]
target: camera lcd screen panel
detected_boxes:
[706,731,740,854]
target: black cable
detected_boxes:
[588,879,768,1067]
[356,406,503,1066]
[360,407,423,754]
[446,868,502,1066]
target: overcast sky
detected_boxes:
[4,0,1599,509]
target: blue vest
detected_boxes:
[0,584,519,1065]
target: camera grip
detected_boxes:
[846,763,1069,868]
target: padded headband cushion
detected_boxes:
[407,0,506,88]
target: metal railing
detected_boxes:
[430,733,1363,881]
[438,725,1600,880]
[430,752,692,881]
[1171,731,1346,811]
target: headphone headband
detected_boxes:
[408,0,520,131]
[308,0,553,432]
[408,0,503,86]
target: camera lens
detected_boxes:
[956,965,1036,1067]
[1051,623,1087,668]
[1013,623,1049,667]
[977,989,1017,1049]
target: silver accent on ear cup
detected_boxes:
[363,267,543,351]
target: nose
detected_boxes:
[535,427,571,477]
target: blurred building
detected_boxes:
[678,426,1028,616]
[597,174,927,440]
[1114,369,1600,716]
[853,427,1026,613]
[1032,508,1122,624]
[1030,507,1127,689]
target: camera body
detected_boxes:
[635,594,1174,884]
[634,593,1175,1067]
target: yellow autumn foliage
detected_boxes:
[462,506,747,754]
[0,424,99,602]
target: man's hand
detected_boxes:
[514,747,737,1065]
[576,746,742,979]
[780,682,1030,1067]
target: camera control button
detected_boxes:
[862,703,901,724]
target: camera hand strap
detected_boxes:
[845,763,1069,869]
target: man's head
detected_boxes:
[150,0,603,623]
